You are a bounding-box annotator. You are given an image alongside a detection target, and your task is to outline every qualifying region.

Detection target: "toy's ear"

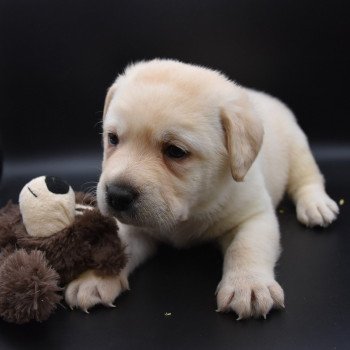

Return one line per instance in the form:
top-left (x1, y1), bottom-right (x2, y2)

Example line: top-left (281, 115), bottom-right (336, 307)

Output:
top-left (220, 98), bottom-right (264, 182)
top-left (102, 84), bottom-right (117, 119)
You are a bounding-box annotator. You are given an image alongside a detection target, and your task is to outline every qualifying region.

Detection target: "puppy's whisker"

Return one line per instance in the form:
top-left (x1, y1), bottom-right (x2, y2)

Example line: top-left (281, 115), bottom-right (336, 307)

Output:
top-left (94, 119), bottom-right (103, 127)
top-left (81, 181), bottom-right (98, 187)
top-left (81, 183), bottom-right (98, 205)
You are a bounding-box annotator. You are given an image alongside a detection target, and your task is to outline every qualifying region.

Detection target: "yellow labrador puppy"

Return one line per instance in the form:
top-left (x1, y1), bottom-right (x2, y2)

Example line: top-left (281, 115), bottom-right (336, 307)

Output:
top-left (66, 59), bottom-right (338, 319)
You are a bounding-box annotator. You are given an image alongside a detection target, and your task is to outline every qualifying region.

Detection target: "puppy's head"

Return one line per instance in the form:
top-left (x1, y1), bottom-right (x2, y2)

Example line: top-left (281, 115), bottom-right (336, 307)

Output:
top-left (97, 60), bottom-right (263, 230)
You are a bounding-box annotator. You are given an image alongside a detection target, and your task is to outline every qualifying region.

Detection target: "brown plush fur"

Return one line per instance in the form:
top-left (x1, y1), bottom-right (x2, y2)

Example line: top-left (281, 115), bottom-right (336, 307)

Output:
top-left (0, 192), bottom-right (126, 323)
top-left (0, 201), bottom-right (22, 250)
top-left (0, 249), bottom-right (61, 324)
top-left (18, 208), bottom-right (127, 284)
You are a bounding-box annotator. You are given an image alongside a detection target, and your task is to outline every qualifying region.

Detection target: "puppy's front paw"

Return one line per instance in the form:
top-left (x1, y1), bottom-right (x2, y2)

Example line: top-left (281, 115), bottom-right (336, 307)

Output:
top-left (216, 272), bottom-right (284, 319)
top-left (65, 270), bottom-right (129, 312)
top-left (296, 190), bottom-right (339, 227)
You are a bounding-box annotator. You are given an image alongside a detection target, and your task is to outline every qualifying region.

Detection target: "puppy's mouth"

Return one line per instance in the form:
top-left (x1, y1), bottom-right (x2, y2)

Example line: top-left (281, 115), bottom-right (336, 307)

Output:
top-left (107, 205), bottom-right (157, 229)
top-left (97, 180), bottom-right (180, 230)
top-left (108, 207), bottom-right (139, 226)
top-left (105, 198), bottom-right (176, 230)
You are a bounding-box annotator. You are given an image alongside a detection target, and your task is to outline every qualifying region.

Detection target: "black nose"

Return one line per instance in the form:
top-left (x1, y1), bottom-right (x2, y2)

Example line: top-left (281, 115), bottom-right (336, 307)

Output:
top-left (106, 184), bottom-right (139, 212)
top-left (45, 176), bottom-right (70, 194)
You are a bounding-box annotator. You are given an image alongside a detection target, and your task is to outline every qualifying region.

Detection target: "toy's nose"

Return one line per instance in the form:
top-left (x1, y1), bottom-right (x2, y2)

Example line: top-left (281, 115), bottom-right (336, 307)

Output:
top-left (106, 184), bottom-right (139, 212)
top-left (45, 176), bottom-right (70, 194)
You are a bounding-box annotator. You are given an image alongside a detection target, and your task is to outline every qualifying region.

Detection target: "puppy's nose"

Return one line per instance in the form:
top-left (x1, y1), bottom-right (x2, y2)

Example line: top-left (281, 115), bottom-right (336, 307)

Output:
top-left (106, 184), bottom-right (139, 211)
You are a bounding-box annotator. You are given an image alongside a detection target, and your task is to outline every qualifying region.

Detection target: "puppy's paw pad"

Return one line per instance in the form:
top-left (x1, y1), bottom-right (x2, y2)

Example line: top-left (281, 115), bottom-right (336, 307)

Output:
top-left (216, 274), bottom-right (284, 319)
top-left (297, 191), bottom-right (339, 227)
top-left (65, 270), bottom-right (127, 311)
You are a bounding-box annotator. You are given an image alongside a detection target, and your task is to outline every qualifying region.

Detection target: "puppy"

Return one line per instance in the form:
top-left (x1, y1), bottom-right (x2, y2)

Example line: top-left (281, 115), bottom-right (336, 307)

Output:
top-left (65, 59), bottom-right (339, 318)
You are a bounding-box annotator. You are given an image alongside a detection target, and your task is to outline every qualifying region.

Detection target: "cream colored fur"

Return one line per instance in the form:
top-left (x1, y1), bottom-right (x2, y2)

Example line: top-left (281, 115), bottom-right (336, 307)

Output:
top-left (65, 59), bottom-right (339, 319)
top-left (19, 176), bottom-right (75, 237)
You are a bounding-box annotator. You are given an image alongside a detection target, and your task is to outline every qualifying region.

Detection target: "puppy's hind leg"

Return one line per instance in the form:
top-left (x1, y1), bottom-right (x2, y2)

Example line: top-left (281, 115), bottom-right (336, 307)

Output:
top-left (287, 128), bottom-right (339, 227)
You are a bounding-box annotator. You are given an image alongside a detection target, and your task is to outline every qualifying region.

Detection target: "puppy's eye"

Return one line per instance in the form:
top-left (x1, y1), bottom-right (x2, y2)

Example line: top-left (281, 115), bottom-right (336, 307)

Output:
top-left (108, 133), bottom-right (119, 146)
top-left (164, 145), bottom-right (188, 159)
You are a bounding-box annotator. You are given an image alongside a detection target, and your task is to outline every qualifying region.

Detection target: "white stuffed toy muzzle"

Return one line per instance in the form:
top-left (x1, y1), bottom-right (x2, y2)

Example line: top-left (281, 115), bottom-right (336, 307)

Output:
top-left (19, 176), bottom-right (76, 237)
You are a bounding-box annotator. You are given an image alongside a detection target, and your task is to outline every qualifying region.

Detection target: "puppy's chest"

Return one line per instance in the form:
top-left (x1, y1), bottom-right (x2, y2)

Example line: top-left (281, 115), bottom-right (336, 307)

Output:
top-left (152, 219), bottom-right (223, 248)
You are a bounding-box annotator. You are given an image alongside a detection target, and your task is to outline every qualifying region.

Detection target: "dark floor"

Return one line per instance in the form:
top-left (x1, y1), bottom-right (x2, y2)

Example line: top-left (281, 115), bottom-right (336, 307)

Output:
top-left (0, 148), bottom-right (349, 350)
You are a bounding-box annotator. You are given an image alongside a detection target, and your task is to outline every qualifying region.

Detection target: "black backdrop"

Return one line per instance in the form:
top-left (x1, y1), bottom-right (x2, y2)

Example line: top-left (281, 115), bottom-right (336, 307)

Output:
top-left (0, 0), bottom-right (349, 160)
top-left (0, 2), bottom-right (350, 349)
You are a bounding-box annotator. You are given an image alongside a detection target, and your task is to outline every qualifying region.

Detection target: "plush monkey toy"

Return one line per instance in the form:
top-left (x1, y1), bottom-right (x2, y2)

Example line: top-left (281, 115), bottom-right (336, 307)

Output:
top-left (0, 176), bottom-right (126, 324)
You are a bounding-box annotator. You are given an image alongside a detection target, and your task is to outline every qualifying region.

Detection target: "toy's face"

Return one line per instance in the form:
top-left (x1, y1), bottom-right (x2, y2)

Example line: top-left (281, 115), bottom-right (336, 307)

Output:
top-left (19, 176), bottom-right (76, 237)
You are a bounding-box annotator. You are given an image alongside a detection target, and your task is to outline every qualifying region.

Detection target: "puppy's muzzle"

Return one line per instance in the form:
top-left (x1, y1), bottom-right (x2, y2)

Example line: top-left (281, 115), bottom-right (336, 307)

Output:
top-left (106, 183), bottom-right (139, 212)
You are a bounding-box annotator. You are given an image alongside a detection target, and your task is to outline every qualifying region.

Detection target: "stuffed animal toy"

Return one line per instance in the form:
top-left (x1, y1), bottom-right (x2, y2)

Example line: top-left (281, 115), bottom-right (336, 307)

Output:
top-left (0, 176), bottom-right (126, 324)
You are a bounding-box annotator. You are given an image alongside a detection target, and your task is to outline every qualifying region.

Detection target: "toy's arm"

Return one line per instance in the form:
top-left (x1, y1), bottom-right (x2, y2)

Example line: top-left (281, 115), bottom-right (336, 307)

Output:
top-left (17, 209), bottom-right (127, 285)
top-left (65, 222), bottom-right (157, 312)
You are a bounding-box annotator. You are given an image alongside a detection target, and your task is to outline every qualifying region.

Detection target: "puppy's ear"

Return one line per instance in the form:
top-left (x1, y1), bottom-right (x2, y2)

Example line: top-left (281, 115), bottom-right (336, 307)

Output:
top-left (102, 84), bottom-right (117, 119)
top-left (221, 98), bottom-right (264, 182)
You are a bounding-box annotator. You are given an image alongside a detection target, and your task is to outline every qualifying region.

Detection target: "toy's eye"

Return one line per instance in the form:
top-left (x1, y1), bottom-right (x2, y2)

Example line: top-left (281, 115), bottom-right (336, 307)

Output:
top-left (108, 133), bottom-right (119, 146)
top-left (164, 145), bottom-right (188, 159)
top-left (27, 187), bottom-right (38, 198)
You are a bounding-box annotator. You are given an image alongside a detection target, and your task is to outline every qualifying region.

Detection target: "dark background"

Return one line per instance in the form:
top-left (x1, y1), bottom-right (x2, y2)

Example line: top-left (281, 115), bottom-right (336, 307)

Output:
top-left (0, 1), bottom-right (349, 350)
top-left (0, 0), bottom-right (349, 160)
